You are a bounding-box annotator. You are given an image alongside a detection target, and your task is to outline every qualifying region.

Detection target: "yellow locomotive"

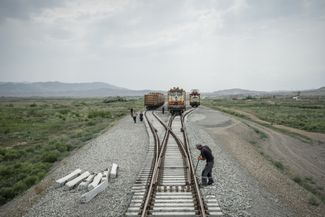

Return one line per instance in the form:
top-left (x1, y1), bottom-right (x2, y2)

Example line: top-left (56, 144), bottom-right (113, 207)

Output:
top-left (167, 87), bottom-right (186, 114)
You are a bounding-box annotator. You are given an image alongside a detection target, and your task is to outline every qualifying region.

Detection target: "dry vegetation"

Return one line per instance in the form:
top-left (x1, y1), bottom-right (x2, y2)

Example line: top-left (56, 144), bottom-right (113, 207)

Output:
top-left (0, 97), bottom-right (143, 205)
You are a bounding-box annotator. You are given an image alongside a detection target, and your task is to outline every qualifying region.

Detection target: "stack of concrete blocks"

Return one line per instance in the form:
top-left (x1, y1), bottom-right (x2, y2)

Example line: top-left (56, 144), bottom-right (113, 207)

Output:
top-left (55, 164), bottom-right (119, 204)
top-left (81, 168), bottom-right (110, 203)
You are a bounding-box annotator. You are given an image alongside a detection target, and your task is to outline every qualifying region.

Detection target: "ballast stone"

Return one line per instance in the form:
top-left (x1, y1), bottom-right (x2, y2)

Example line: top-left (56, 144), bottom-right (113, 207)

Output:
top-left (65, 171), bottom-right (90, 190)
top-left (80, 178), bottom-right (108, 203)
top-left (55, 169), bottom-right (82, 187)
top-left (110, 163), bottom-right (118, 178)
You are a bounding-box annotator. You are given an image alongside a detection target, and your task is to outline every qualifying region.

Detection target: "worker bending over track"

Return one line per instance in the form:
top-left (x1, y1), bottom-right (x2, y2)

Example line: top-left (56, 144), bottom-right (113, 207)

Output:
top-left (196, 144), bottom-right (214, 186)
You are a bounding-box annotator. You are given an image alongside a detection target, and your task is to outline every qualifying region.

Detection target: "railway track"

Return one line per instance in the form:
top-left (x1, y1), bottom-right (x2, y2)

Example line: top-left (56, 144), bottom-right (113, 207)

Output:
top-left (126, 110), bottom-right (223, 216)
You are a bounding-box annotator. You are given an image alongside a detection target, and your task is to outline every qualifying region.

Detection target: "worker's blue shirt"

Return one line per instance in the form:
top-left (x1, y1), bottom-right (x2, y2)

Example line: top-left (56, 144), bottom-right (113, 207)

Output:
top-left (201, 146), bottom-right (214, 162)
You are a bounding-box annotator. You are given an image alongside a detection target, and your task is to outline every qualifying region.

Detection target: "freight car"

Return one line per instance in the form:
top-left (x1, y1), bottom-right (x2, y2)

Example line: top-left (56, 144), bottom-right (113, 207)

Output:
top-left (144, 92), bottom-right (165, 110)
top-left (167, 87), bottom-right (186, 114)
top-left (189, 89), bottom-right (200, 107)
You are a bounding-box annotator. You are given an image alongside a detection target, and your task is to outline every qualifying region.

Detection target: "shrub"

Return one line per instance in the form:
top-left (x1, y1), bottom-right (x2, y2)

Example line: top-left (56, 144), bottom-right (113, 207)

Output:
top-left (86, 120), bottom-right (96, 126)
top-left (0, 187), bottom-right (14, 200)
top-left (3, 149), bottom-right (21, 161)
top-left (0, 195), bottom-right (6, 205)
top-left (88, 110), bottom-right (111, 119)
top-left (0, 165), bottom-right (11, 176)
top-left (309, 196), bottom-right (320, 206)
top-left (55, 143), bottom-right (68, 152)
top-left (23, 175), bottom-right (38, 187)
top-left (13, 181), bottom-right (27, 194)
top-left (293, 176), bottom-right (302, 184)
top-left (273, 161), bottom-right (284, 171)
top-left (41, 150), bottom-right (60, 163)
top-left (103, 96), bottom-right (126, 103)
top-left (58, 109), bottom-right (70, 115)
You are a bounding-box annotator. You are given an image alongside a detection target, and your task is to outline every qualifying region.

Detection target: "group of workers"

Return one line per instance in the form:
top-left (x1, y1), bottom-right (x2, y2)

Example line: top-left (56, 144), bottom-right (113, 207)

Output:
top-left (130, 107), bottom-right (215, 187)
top-left (130, 108), bottom-right (143, 123)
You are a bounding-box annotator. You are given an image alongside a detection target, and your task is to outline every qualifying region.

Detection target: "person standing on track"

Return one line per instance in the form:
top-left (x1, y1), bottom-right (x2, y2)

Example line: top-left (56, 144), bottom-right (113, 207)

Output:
top-left (196, 144), bottom-right (214, 186)
top-left (139, 111), bottom-right (143, 122)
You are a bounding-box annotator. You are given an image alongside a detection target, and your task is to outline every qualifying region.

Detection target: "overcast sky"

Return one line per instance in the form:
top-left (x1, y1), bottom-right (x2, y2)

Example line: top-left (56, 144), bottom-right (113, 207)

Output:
top-left (0, 0), bottom-right (324, 92)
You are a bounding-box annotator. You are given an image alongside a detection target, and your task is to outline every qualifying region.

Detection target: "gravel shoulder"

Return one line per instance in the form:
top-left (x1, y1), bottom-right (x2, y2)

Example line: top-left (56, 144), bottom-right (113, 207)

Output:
top-left (186, 106), bottom-right (325, 217)
top-left (0, 115), bottom-right (148, 217)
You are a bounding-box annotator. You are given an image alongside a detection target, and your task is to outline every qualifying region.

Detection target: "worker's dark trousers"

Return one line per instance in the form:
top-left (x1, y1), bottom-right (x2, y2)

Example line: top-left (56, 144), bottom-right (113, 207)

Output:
top-left (202, 161), bottom-right (214, 185)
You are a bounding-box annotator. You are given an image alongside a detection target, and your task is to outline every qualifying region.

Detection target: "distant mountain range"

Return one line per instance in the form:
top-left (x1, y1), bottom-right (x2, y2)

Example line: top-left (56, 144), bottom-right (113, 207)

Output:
top-left (0, 82), bottom-right (324, 97)
top-left (0, 82), bottom-right (153, 97)
top-left (207, 87), bottom-right (325, 97)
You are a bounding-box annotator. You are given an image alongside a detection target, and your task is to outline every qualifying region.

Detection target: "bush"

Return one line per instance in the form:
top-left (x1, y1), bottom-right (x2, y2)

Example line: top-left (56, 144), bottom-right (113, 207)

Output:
top-left (13, 181), bottom-right (27, 193)
top-left (0, 165), bottom-right (12, 176)
top-left (103, 96), bottom-right (126, 103)
top-left (55, 143), bottom-right (68, 152)
top-left (273, 161), bottom-right (284, 171)
top-left (88, 110), bottom-right (111, 119)
top-left (23, 175), bottom-right (38, 187)
top-left (41, 150), bottom-right (60, 163)
top-left (0, 187), bottom-right (14, 201)
top-left (58, 109), bottom-right (70, 115)
top-left (309, 196), bottom-right (320, 206)
top-left (86, 120), bottom-right (96, 126)
top-left (0, 195), bottom-right (6, 205)
top-left (3, 149), bottom-right (21, 161)
top-left (293, 176), bottom-right (302, 184)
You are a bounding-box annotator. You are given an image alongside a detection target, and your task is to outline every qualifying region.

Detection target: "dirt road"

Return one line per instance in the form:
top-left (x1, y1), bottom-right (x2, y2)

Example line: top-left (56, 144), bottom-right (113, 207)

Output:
top-left (187, 106), bottom-right (325, 217)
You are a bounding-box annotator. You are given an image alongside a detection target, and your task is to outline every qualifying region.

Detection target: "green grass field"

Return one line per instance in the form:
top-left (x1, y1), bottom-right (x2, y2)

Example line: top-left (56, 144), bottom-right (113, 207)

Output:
top-left (202, 97), bottom-right (325, 133)
top-left (0, 97), bottom-right (143, 205)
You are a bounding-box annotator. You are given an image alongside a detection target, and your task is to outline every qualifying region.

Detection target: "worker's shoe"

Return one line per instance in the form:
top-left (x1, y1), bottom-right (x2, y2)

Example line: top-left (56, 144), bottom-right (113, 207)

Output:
top-left (208, 180), bottom-right (214, 185)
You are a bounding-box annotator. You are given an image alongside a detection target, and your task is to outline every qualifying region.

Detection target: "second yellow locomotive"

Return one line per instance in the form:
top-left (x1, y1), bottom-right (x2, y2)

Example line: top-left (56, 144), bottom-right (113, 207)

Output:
top-left (189, 89), bottom-right (200, 107)
top-left (167, 87), bottom-right (186, 114)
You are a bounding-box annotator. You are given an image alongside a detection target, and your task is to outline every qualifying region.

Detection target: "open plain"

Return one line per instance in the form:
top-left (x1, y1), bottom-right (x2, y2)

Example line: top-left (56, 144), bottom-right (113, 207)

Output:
top-left (1, 104), bottom-right (324, 216)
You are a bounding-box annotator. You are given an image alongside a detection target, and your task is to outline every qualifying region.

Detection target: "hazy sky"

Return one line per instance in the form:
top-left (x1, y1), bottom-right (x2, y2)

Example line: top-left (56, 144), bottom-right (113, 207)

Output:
top-left (0, 0), bottom-right (325, 92)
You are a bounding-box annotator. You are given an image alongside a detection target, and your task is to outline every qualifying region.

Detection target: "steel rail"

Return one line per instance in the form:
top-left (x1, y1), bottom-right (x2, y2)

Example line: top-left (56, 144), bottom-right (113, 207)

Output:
top-left (139, 112), bottom-right (162, 216)
top-left (154, 110), bottom-right (207, 216)
top-left (140, 115), bottom-right (173, 217)
top-left (140, 110), bottom-right (207, 217)
top-left (181, 108), bottom-right (207, 217)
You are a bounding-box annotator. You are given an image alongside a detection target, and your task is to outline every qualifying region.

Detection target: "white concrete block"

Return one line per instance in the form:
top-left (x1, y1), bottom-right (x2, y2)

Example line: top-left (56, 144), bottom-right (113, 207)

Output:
top-left (110, 163), bottom-right (118, 178)
top-left (88, 172), bottom-right (102, 191)
top-left (80, 178), bottom-right (108, 203)
top-left (56, 169), bottom-right (82, 187)
top-left (65, 171), bottom-right (90, 190)
top-left (102, 169), bottom-right (110, 180)
top-left (78, 174), bottom-right (95, 191)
